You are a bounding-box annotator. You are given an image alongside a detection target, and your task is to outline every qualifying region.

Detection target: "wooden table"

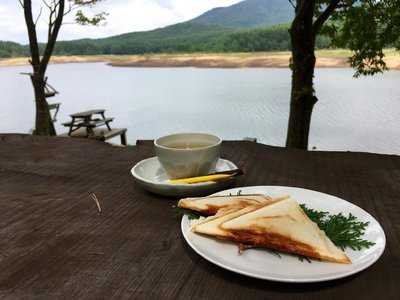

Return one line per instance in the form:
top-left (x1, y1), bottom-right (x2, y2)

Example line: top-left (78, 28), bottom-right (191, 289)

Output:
top-left (63, 109), bottom-right (113, 136)
top-left (0, 134), bottom-right (399, 299)
top-left (61, 110), bottom-right (127, 145)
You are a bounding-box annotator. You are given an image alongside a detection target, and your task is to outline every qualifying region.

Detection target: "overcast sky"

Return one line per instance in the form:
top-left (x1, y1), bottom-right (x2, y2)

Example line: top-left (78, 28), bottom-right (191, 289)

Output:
top-left (0, 0), bottom-right (241, 44)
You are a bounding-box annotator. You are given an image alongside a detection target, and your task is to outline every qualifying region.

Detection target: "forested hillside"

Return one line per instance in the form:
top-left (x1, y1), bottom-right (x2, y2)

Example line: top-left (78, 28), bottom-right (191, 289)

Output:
top-left (0, 23), bottom-right (331, 58)
top-left (0, 41), bottom-right (29, 58)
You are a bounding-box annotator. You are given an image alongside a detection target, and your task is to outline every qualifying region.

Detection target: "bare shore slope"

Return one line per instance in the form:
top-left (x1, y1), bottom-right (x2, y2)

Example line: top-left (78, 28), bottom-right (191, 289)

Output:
top-left (1, 49), bottom-right (399, 69)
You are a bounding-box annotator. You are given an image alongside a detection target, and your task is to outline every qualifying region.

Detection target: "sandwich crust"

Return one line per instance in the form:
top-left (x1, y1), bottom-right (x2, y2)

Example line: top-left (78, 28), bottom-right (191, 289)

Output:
top-left (178, 194), bottom-right (272, 215)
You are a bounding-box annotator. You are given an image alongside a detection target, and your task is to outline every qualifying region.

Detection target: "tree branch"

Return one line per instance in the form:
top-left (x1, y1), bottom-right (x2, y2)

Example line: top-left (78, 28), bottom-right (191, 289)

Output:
top-left (41, 0), bottom-right (51, 10)
top-left (40, 0), bottom-right (65, 75)
top-left (34, 7), bottom-right (43, 26)
top-left (313, 0), bottom-right (341, 34)
top-left (22, 0), bottom-right (40, 72)
top-left (63, 3), bottom-right (78, 16)
top-left (47, 5), bottom-right (55, 42)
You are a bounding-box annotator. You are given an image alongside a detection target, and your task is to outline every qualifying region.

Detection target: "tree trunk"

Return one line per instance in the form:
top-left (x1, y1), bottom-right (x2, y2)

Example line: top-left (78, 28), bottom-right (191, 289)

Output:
top-left (22, 0), bottom-right (65, 136)
top-left (30, 73), bottom-right (56, 136)
top-left (286, 1), bottom-right (317, 149)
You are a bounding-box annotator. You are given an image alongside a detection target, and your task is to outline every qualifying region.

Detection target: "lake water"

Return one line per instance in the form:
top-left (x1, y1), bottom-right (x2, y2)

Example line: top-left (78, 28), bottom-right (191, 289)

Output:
top-left (1, 63), bottom-right (399, 154)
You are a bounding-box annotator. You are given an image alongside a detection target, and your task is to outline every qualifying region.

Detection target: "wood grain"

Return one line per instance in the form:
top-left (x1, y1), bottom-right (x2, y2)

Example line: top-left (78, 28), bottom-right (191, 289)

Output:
top-left (0, 134), bottom-right (399, 299)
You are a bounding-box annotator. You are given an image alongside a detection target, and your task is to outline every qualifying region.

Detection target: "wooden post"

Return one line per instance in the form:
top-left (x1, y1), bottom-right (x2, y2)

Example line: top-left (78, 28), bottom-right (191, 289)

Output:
top-left (121, 132), bottom-right (127, 146)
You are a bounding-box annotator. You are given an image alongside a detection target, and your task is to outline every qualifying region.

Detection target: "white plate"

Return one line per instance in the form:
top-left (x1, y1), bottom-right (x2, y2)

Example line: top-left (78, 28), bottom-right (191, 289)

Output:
top-left (131, 157), bottom-right (238, 197)
top-left (181, 186), bottom-right (386, 282)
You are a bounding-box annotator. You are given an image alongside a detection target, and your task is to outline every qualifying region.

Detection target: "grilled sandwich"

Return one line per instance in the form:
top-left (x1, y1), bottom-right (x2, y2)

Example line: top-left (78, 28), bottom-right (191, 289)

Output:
top-left (221, 197), bottom-right (350, 263)
top-left (192, 197), bottom-right (351, 264)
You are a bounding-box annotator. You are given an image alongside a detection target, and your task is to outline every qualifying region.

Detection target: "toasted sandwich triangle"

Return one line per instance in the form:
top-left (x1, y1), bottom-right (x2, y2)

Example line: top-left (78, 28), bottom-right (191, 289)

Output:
top-left (219, 198), bottom-right (351, 264)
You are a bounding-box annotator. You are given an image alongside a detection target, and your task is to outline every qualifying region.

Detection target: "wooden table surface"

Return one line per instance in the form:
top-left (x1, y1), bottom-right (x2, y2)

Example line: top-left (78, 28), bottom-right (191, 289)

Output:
top-left (0, 134), bottom-right (399, 299)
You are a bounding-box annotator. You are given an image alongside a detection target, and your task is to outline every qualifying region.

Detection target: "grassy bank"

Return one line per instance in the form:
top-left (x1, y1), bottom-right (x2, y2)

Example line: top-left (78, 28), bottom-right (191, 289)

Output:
top-left (1, 49), bottom-right (399, 69)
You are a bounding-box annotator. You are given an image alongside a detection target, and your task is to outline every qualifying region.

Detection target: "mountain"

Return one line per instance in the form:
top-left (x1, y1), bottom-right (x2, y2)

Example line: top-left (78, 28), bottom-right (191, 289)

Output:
top-left (0, 0), bottom-right (309, 57)
top-left (66, 0), bottom-right (295, 54)
top-left (45, 0), bottom-right (297, 56)
top-left (190, 0), bottom-right (293, 28)
top-left (95, 23), bottom-right (235, 50)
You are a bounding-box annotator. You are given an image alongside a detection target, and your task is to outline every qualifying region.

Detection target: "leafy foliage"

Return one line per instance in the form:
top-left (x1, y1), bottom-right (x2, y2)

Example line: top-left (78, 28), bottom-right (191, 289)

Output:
top-left (300, 204), bottom-right (375, 251)
top-left (71, 0), bottom-right (107, 25)
top-left (75, 9), bottom-right (107, 26)
top-left (317, 0), bottom-right (400, 76)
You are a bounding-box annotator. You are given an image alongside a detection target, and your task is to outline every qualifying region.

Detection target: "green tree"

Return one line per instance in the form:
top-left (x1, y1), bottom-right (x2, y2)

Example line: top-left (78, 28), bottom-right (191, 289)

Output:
top-left (286, 0), bottom-right (399, 149)
top-left (20, 0), bottom-right (106, 136)
top-left (333, 0), bottom-right (400, 76)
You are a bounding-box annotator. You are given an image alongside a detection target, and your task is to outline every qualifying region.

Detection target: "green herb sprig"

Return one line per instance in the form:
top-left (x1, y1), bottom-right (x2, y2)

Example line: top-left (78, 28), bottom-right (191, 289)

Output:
top-left (174, 207), bottom-right (202, 220)
top-left (300, 204), bottom-right (375, 251)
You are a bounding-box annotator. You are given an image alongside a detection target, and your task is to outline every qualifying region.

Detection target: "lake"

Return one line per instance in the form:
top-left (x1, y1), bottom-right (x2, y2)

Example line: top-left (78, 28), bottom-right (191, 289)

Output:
top-left (1, 63), bottom-right (399, 154)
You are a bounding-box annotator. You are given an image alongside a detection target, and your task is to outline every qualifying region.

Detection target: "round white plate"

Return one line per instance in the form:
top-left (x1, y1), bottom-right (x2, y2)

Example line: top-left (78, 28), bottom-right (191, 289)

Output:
top-left (181, 186), bottom-right (386, 282)
top-left (131, 157), bottom-right (238, 197)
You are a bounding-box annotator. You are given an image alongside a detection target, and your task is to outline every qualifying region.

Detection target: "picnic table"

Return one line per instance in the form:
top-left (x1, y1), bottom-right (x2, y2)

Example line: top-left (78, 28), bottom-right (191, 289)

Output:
top-left (61, 109), bottom-right (127, 145)
top-left (0, 134), bottom-right (399, 299)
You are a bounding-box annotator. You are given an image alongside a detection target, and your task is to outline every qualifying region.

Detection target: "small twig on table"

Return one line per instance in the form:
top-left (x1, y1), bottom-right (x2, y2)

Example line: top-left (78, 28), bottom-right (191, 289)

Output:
top-left (90, 193), bottom-right (102, 214)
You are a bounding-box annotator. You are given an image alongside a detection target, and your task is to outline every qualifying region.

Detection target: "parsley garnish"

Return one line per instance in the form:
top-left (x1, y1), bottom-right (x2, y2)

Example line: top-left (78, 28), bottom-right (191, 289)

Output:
top-left (300, 204), bottom-right (375, 251)
top-left (174, 207), bottom-right (202, 220)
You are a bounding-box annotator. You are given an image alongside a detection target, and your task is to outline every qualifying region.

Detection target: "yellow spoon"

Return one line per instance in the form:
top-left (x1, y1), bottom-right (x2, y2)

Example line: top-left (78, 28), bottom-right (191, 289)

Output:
top-left (169, 169), bottom-right (243, 184)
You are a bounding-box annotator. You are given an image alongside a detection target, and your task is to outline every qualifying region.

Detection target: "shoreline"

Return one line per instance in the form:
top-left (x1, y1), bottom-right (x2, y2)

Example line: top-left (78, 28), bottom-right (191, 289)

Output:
top-left (1, 50), bottom-right (399, 69)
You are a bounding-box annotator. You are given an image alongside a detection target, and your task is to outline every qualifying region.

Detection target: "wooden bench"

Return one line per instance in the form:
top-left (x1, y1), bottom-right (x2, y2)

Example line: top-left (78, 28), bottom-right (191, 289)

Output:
top-left (60, 128), bottom-right (127, 145)
top-left (85, 118), bottom-right (114, 128)
top-left (48, 102), bottom-right (61, 122)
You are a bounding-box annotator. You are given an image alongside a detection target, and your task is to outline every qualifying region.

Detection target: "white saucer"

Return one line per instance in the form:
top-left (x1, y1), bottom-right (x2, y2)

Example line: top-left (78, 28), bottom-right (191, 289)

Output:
top-left (131, 157), bottom-right (238, 197)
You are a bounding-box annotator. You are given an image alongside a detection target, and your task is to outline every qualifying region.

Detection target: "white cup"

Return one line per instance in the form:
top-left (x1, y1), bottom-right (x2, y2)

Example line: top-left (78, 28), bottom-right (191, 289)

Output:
top-left (154, 133), bottom-right (221, 179)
